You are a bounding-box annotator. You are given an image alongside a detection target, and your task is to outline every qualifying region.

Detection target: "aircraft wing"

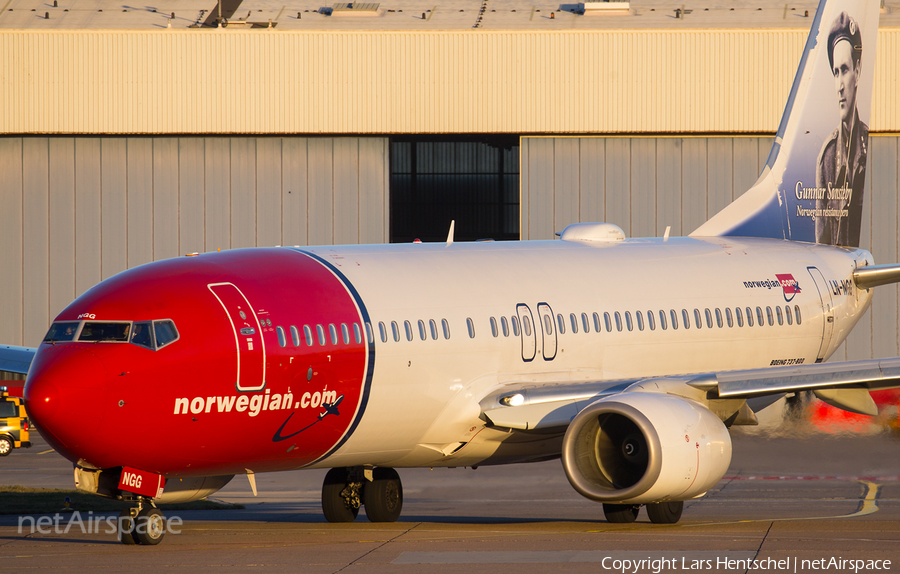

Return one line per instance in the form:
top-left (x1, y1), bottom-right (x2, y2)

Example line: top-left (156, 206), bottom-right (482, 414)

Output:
top-left (0, 345), bottom-right (36, 376)
top-left (480, 357), bottom-right (900, 431)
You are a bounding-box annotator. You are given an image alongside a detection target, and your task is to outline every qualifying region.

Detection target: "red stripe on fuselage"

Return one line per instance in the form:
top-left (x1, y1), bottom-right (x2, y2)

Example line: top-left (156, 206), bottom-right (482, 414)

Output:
top-left (25, 248), bottom-right (370, 476)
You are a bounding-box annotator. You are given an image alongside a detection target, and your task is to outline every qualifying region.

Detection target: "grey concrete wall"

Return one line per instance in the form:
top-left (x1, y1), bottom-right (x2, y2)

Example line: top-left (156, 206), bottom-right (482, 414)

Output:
top-left (0, 136), bottom-right (390, 347)
top-left (521, 135), bottom-right (900, 362)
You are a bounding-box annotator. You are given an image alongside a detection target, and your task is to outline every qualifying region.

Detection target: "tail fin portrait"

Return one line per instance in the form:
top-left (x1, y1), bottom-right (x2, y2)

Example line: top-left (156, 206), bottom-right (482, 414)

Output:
top-left (692, 0), bottom-right (880, 248)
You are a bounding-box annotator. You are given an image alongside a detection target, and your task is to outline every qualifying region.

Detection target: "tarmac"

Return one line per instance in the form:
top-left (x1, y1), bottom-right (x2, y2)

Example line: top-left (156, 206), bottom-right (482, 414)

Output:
top-left (1, 414), bottom-right (900, 573)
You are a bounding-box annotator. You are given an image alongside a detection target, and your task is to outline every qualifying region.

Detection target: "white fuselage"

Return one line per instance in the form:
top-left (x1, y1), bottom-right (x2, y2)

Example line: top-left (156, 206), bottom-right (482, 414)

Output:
top-left (303, 235), bottom-right (873, 469)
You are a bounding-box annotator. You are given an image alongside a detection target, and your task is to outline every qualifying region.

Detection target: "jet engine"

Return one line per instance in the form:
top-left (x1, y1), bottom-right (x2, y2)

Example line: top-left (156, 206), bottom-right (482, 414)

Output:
top-left (561, 392), bottom-right (731, 504)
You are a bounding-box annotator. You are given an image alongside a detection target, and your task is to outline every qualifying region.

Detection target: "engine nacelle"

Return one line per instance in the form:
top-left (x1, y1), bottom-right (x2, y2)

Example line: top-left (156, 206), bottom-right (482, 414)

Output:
top-left (561, 392), bottom-right (731, 504)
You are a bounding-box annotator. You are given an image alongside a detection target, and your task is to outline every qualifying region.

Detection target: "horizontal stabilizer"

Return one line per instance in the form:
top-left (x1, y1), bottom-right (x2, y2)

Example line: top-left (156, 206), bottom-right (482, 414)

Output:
top-left (854, 263), bottom-right (900, 290)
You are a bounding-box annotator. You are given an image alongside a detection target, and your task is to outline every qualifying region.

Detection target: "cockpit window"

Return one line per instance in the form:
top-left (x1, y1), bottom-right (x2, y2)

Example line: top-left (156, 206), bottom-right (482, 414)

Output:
top-left (130, 320), bottom-right (179, 350)
top-left (154, 320), bottom-right (179, 348)
top-left (79, 322), bottom-right (131, 342)
top-left (131, 321), bottom-right (154, 349)
top-left (43, 322), bottom-right (80, 342)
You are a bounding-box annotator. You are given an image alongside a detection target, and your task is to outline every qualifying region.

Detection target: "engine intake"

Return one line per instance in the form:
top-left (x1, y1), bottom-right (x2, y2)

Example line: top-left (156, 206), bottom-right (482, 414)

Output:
top-left (561, 392), bottom-right (731, 504)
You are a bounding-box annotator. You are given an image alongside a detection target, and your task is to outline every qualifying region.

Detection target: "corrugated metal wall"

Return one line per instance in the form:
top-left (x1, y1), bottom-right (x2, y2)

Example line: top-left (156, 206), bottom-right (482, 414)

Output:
top-left (520, 135), bottom-right (900, 362)
top-left (0, 136), bottom-right (389, 346)
top-left (1, 29), bottom-right (899, 135)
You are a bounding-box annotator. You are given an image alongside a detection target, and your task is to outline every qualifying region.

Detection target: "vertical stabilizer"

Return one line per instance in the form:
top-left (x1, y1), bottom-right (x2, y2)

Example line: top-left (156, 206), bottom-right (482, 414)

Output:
top-left (691, 0), bottom-right (879, 248)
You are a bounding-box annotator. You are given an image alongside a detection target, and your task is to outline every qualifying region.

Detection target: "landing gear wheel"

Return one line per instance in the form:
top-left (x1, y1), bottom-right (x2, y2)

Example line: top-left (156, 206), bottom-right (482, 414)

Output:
top-left (118, 509), bottom-right (138, 545)
top-left (646, 501), bottom-right (683, 524)
top-left (0, 437), bottom-right (11, 456)
top-left (322, 467), bottom-right (360, 523)
top-left (364, 467), bottom-right (403, 523)
top-left (135, 508), bottom-right (166, 545)
top-left (603, 503), bottom-right (639, 523)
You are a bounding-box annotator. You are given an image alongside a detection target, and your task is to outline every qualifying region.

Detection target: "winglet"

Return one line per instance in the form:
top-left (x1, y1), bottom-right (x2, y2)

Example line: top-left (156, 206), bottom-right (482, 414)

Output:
top-left (446, 220), bottom-right (455, 246)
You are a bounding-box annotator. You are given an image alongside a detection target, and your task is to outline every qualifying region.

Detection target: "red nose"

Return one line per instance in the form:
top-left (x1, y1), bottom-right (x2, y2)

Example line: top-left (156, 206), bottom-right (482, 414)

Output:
top-left (25, 345), bottom-right (108, 462)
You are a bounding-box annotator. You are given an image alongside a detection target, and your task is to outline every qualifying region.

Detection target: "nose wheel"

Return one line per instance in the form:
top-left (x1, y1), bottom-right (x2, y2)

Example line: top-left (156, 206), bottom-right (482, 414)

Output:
top-left (119, 501), bottom-right (167, 545)
top-left (321, 466), bottom-right (403, 523)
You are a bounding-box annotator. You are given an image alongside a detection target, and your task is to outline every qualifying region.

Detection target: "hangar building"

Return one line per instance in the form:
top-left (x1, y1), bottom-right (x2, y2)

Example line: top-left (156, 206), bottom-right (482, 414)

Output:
top-left (1, 0), bottom-right (899, 367)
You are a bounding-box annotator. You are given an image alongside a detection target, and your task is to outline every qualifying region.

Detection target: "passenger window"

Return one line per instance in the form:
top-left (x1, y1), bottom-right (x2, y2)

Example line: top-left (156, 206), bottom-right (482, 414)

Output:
top-left (682, 309), bottom-right (690, 330)
top-left (467, 317), bottom-right (477, 338)
top-left (130, 321), bottom-right (153, 349)
top-left (290, 325), bottom-right (301, 347)
top-left (582, 313), bottom-right (590, 333)
top-left (766, 306), bottom-right (774, 326)
top-left (624, 311), bottom-right (632, 331)
top-left (511, 316), bottom-right (519, 336)
top-left (557, 314), bottom-right (566, 335)
top-left (404, 320), bottom-right (413, 342)
top-left (715, 308), bottom-right (723, 328)
top-left (490, 317), bottom-right (499, 338)
top-left (659, 310), bottom-right (667, 330)
top-left (615, 312), bottom-right (623, 332)
top-left (776, 306), bottom-right (784, 325)
top-left (341, 323), bottom-right (350, 344)
top-left (317, 324), bottom-right (326, 346)
top-left (604, 312), bottom-right (612, 332)
top-left (725, 308), bottom-right (733, 328)
top-left (353, 323), bottom-right (362, 344)
top-left (735, 307), bottom-right (744, 327)
top-left (522, 315), bottom-right (532, 337)
top-left (501, 316), bottom-right (509, 337)
top-left (785, 306), bottom-right (793, 325)
top-left (391, 321), bottom-right (401, 342)
top-left (636, 311), bottom-right (644, 331)
top-left (379, 322), bottom-right (388, 343)
top-left (670, 309), bottom-right (678, 330)
top-left (746, 307), bottom-right (754, 327)
top-left (329, 324), bottom-right (338, 345)
top-left (647, 310), bottom-right (655, 331)
top-left (276, 326), bottom-right (287, 347)
top-left (694, 309), bottom-right (702, 329)
top-left (570, 313), bottom-right (579, 334)
top-left (705, 309), bottom-right (713, 329)
top-left (430, 319), bottom-right (439, 340)
top-left (418, 319), bottom-right (427, 341)
top-left (304, 325), bottom-right (314, 346)
top-left (795, 305), bottom-right (802, 324)
top-left (442, 318), bottom-right (451, 339)
top-left (756, 307), bottom-right (765, 326)
top-left (543, 314), bottom-right (553, 335)
top-left (593, 312), bottom-right (601, 333)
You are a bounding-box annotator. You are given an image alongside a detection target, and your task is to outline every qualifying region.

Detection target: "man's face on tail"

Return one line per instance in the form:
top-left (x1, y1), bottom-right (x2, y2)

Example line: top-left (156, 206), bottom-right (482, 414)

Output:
top-left (831, 39), bottom-right (859, 126)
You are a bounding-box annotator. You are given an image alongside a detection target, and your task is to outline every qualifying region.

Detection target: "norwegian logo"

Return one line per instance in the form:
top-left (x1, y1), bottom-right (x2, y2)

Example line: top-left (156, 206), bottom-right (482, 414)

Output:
top-left (775, 273), bottom-right (801, 302)
top-left (742, 273), bottom-right (802, 302)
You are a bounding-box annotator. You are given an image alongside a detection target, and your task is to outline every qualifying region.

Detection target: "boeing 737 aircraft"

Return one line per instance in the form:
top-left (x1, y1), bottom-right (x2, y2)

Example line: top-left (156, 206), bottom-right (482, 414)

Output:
top-left (3, 0), bottom-right (900, 546)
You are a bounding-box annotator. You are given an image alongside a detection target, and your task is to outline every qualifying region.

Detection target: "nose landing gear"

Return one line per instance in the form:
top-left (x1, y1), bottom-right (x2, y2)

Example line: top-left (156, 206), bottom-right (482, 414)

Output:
top-left (119, 500), bottom-right (167, 545)
top-left (321, 466), bottom-right (403, 523)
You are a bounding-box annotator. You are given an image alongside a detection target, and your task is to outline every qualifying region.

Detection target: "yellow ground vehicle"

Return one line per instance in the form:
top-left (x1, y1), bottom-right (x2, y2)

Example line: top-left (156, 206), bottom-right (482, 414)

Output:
top-left (0, 386), bottom-right (31, 456)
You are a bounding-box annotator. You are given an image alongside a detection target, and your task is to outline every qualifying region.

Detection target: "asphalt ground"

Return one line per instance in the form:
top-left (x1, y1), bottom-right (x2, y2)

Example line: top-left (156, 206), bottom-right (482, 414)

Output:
top-left (1, 421), bottom-right (900, 573)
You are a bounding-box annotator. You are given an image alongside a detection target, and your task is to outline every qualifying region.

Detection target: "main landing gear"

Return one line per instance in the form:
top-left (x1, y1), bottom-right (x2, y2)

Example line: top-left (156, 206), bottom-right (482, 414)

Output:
top-left (119, 500), bottom-right (167, 545)
top-left (602, 501), bottom-right (684, 524)
top-left (321, 466), bottom-right (403, 523)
